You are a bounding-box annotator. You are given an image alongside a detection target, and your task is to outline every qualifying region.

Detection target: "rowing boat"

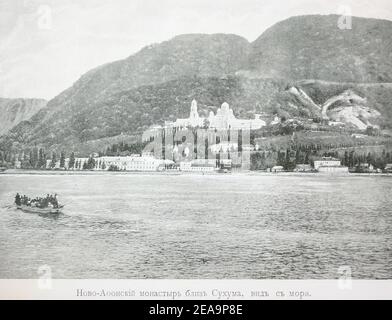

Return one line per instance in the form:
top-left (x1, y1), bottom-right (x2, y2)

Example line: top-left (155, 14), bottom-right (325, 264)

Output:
top-left (16, 204), bottom-right (64, 214)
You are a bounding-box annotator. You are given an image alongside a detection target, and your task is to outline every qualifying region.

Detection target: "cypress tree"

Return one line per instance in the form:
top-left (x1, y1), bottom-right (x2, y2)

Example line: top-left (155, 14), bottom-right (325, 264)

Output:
top-left (38, 148), bottom-right (46, 169)
top-left (29, 150), bottom-right (34, 167)
top-left (29, 148), bottom-right (39, 168)
top-left (343, 151), bottom-right (349, 166)
top-left (60, 151), bottom-right (66, 168)
top-left (50, 152), bottom-right (57, 168)
top-left (304, 152), bottom-right (310, 165)
top-left (69, 152), bottom-right (75, 169)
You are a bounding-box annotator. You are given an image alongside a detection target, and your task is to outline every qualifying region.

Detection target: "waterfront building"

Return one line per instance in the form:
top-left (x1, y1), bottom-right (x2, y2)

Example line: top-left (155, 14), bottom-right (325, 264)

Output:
top-left (44, 155), bottom-right (175, 172)
top-left (271, 166), bottom-right (284, 172)
top-left (180, 159), bottom-right (217, 172)
top-left (384, 164), bottom-right (392, 173)
top-left (318, 166), bottom-right (349, 173)
top-left (313, 157), bottom-right (341, 170)
top-left (179, 162), bottom-right (192, 171)
top-left (314, 157), bottom-right (349, 173)
top-left (294, 164), bottom-right (313, 172)
top-left (165, 100), bottom-right (266, 131)
top-left (98, 155), bottom-right (174, 171)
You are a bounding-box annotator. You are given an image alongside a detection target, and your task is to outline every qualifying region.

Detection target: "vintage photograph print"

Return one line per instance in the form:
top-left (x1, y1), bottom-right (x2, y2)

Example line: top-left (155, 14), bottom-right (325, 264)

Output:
top-left (0, 0), bottom-right (391, 301)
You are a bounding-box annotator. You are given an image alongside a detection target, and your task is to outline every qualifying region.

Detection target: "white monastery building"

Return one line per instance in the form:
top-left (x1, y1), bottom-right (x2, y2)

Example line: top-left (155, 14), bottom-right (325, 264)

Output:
top-left (314, 157), bottom-right (349, 173)
top-left (165, 100), bottom-right (266, 130)
top-left (50, 155), bottom-right (174, 172)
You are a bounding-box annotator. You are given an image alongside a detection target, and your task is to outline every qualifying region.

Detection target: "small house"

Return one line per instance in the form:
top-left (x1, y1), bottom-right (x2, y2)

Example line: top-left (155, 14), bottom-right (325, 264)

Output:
top-left (271, 166), bottom-right (284, 173)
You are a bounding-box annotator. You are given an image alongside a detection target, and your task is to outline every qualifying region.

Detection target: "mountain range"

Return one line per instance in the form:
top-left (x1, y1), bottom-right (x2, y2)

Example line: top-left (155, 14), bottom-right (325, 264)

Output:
top-left (0, 98), bottom-right (47, 136)
top-left (1, 14), bottom-right (392, 155)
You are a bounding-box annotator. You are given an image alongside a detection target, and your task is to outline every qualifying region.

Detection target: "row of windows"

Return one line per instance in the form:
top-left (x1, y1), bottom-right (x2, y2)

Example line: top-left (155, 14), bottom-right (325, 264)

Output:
top-left (182, 167), bottom-right (216, 172)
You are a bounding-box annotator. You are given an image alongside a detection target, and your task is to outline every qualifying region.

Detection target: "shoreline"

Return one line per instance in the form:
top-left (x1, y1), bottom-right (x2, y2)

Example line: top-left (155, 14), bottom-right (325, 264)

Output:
top-left (1, 169), bottom-right (391, 177)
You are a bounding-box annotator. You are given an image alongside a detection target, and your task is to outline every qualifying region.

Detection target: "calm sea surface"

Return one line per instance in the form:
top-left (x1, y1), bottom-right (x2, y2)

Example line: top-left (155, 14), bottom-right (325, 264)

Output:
top-left (0, 173), bottom-right (391, 279)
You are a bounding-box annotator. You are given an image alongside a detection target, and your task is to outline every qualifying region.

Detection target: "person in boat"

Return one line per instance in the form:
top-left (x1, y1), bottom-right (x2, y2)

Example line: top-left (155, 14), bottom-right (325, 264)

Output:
top-left (21, 195), bottom-right (28, 205)
top-left (52, 194), bottom-right (59, 208)
top-left (15, 193), bottom-right (21, 206)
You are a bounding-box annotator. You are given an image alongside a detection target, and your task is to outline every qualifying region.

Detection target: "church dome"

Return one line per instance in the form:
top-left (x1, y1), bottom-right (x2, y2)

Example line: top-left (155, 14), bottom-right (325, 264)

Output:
top-left (221, 102), bottom-right (230, 112)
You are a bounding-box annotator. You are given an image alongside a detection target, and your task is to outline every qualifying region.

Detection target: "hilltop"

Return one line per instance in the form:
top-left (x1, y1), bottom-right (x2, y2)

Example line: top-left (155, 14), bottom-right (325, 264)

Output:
top-left (247, 15), bottom-right (392, 82)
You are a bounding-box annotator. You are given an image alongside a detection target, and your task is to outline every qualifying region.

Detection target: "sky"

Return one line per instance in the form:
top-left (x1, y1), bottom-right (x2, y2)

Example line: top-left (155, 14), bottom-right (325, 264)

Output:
top-left (0, 0), bottom-right (391, 100)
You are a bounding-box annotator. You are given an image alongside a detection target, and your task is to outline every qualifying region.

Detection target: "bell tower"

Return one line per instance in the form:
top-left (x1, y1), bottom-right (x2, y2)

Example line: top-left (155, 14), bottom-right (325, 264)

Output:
top-left (190, 99), bottom-right (198, 118)
top-left (189, 99), bottom-right (200, 127)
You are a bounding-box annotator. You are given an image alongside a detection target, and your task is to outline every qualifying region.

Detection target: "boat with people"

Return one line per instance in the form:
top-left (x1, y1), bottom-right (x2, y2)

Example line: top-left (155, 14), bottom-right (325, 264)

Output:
top-left (16, 204), bottom-right (64, 214)
top-left (14, 193), bottom-right (64, 214)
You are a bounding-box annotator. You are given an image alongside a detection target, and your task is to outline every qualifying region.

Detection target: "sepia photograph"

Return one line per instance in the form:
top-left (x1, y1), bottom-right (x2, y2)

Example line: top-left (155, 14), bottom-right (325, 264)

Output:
top-left (0, 0), bottom-right (391, 302)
